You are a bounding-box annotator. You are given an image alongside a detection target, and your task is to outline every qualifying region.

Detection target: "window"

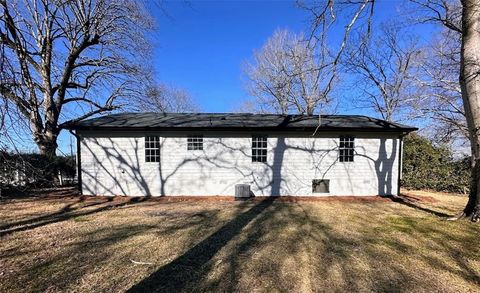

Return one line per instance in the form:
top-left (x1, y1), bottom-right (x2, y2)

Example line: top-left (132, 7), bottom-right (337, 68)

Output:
top-left (187, 135), bottom-right (203, 150)
top-left (145, 136), bottom-right (160, 162)
top-left (252, 135), bottom-right (267, 162)
top-left (339, 136), bottom-right (355, 162)
top-left (312, 179), bottom-right (330, 193)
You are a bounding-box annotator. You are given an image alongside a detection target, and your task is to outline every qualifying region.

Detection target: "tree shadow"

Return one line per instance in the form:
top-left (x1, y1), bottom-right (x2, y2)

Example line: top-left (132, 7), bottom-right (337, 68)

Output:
top-left (81, 137), bottom-right (153, 196)
top-left (0, 187), bottom-right (79, 200)
top-left (0, 196), bottom-right (146, 237)
top-left (386, 194), bottom-right (452, 218)
top-left (12, 223), bottom-right (158, 292)
top-left (353, 137), bottom-right (399, 196)
top-left (125, 197), bottom-right (469, 292)
top-left (127, 197), bottom-right (277, 292)
top-left (376, 137), bottom-right (397, 196)
top-left (78, 129), bottom-right (402, 198)
top-left (3, 192), bottom-right (478, 291)
top-left (0, 196), bottom-right (88, 230)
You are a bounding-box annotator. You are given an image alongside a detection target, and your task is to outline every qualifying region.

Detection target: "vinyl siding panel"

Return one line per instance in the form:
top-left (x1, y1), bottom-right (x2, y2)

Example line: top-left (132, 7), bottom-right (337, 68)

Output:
top-left (79, 131), bottom-right (400, 196)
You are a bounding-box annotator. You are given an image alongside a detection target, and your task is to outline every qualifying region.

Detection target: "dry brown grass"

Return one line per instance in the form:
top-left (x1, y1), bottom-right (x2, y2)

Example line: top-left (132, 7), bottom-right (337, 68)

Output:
top-left (0, 188), bottom-right (479, 292)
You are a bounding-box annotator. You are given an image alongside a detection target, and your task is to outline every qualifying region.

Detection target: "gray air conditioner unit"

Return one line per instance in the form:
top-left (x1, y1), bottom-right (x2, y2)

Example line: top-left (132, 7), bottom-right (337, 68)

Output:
top-left (235, 184), bottom-right (251, 200)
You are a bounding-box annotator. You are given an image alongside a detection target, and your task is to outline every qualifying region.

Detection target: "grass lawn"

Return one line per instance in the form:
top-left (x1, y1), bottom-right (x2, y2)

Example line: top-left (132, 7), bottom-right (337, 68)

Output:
top-left (0, 189), bottom-right (479, 292)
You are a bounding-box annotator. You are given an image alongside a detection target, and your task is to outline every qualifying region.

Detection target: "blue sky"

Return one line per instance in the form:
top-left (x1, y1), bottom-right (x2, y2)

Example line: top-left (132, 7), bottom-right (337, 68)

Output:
top-left (55, 0), bottom-right (435, 154)
top-left (149, 0), bottom-right (416, 112)
top-left (151, 0), bottom-right (309, 112)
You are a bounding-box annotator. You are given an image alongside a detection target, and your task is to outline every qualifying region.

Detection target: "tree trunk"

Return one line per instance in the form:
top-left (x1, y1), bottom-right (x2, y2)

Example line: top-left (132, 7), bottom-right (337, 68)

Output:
top-left (460, 0), bottom-right (480, 222)
top-left (35, 132), bottom-right (59, 186)
top-left (463, 158), bottom-right (480, 221)
top-left (38, 140), bottom-right (58, 157)
top-left (35, 128), bottom-right (59, 158)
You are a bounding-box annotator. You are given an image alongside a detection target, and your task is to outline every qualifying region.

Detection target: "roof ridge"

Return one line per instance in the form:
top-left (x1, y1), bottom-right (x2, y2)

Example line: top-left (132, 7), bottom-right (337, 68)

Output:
top-left (119, 112), bottom-right (376, 117)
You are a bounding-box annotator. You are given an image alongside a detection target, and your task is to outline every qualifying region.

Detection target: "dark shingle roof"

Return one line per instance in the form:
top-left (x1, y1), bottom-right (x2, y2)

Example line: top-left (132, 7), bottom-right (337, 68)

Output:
top-left (63, 112), bottom-right (417, 133)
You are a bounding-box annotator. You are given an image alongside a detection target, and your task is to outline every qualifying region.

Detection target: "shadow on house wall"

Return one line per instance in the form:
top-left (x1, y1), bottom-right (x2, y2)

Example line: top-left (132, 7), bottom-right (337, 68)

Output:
top-left (80, 129), bottom-right (399, 197)
top-left (355, 138), bottom-right (398, 196)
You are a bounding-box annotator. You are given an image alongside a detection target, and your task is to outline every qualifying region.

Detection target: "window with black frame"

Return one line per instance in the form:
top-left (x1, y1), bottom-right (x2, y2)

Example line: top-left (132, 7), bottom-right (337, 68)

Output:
top-left (252, 135), bottom-right (267, 162)
top-left (145, 136), bottom-right (160, 162)
top-left (339, 136), bottom-right (355, 162)
top-left (187, 135), bottom-right (203, 150)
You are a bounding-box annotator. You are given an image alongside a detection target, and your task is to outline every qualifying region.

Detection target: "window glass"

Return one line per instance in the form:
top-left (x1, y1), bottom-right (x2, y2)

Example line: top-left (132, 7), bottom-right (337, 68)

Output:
top-left (187, 135), bottom-right (203, 150)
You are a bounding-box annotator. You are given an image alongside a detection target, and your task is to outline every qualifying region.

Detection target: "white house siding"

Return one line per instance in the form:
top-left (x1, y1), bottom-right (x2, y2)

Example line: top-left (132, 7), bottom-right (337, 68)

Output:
top-left (79, 130), bottom-right (401, 197)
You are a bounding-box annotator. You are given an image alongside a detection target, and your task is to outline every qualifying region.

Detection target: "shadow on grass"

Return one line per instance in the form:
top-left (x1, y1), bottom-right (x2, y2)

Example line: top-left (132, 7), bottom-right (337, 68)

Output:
top-left (0, 197), bottom-right (146, 237)
top-left (0, 187), bottom-right (79, 200)
top-left (2, 194), bottom-right (479, 292)
top-left (126, 197), bottom-right (434, 292)
top-left (127, 197), bottom-right (277, 292)
top-left (387, 195), bottom-right (452, 218)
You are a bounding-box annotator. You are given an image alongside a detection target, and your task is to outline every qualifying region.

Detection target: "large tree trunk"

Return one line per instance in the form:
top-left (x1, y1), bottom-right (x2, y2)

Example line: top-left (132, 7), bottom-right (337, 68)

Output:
top-left (32, 124), bottom-right (59, 157)
top-left (460, 0), bottom-right (480, 221)
top-left (37, 138), bottom-right (58, 157)
top-left (34, 129), bottom-right (59, 185)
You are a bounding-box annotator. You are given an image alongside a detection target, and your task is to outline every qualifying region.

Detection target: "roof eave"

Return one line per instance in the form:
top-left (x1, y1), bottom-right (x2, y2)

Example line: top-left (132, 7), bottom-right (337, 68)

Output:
top-left (64, 125), bottom-right (418, 133)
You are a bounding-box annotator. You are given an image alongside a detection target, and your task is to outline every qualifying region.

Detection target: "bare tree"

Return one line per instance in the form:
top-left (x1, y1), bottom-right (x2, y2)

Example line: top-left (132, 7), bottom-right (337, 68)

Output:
top-left (299, 0), bottom-right (376, 88)
top-left (344, 22), bottom-right (422, 122)
top-left (244, 29), bottom-right (335, 115)
top-left (303, 0), bottom-right (480, 221)
top-left (416, 27), bottom-right (468, 143)
top-left (0, 0), bottom-right (153, 157)
top-left (243, 1), bottom-right (375, 116)
top-left (133, 83), bottom-right (199, 113)
top-left (454, 0), bottom-right (480, 221)
top-left (409, 0), bottom-right (480, 221)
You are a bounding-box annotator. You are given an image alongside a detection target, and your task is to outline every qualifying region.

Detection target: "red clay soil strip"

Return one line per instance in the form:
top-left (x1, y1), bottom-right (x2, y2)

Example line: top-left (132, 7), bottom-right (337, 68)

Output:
top-left (71, 195), bottom-right (236, 203)
top-left (252, 196), bottom-right (391, 202)
top-left (94, 195), bottom-right (391, 203)
top-left (143, 196), bottom-right (236, 202)
top-left (113, 194), bottom-right (438, 203)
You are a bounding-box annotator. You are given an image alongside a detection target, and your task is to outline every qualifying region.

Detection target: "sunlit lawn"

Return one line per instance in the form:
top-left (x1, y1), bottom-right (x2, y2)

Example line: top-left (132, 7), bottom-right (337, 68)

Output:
top-left (0, 188), bottom-right (479, 292)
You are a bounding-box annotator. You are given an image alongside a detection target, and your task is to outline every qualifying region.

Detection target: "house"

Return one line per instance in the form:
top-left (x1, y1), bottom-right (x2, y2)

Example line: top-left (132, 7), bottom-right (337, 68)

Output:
top-left (64, 113), bottom-right (417, 197)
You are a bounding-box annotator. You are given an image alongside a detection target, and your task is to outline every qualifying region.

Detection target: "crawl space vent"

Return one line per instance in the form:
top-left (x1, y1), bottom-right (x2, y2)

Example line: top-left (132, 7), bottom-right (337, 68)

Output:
top-left (312, 179), bottom-right (329, 193)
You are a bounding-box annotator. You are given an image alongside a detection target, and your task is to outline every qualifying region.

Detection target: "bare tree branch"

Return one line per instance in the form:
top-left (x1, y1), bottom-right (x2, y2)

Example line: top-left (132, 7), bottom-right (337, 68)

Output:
top-left (0, 0), bottom-right (154, 156)
top-left (344, 21), bottom-right (423, 122)
top-left (131, 82), bottom-right (199, 114)
top-left (243, 29), bottom-right (334, 115)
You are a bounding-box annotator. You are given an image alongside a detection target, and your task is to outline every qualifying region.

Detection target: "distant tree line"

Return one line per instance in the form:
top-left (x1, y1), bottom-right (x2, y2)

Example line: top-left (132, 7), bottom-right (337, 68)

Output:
top-left (402, 133), bottom-right (470, 193)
